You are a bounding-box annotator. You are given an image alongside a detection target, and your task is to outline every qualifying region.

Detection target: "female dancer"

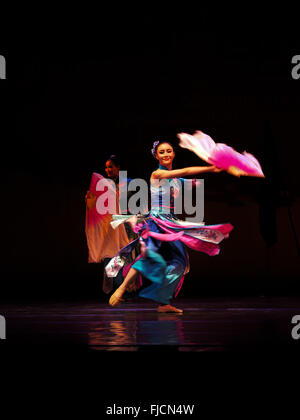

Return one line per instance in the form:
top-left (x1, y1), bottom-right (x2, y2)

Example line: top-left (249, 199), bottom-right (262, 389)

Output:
top-left (85, 155), bottom-right (138, 295)
top-left (108, 141), bottom-right (233, 313)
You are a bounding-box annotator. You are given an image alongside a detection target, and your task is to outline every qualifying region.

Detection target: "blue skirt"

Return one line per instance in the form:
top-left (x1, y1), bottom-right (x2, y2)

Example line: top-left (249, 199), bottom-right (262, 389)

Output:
top-left (132, 217), bottom-right (189, 305)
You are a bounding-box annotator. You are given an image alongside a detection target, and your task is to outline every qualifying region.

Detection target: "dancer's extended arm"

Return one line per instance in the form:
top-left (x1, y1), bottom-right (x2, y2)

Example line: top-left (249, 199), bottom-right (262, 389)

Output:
top-left (151, 166), bottom-right (222, 180)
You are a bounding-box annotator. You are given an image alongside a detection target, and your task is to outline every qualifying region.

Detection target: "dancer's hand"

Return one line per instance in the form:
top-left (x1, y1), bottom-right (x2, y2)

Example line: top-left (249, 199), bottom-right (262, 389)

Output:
top-left (210, 166), bottom-right (223, 173)
top-left (85, 190), bottom-right (96, 200)
top-left (85, 190), bottom-right (97, 209)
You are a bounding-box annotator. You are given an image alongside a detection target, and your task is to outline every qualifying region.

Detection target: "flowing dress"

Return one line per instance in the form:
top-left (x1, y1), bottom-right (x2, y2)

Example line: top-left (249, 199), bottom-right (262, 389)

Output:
top-left (106, 165), bottom-right (233, 304)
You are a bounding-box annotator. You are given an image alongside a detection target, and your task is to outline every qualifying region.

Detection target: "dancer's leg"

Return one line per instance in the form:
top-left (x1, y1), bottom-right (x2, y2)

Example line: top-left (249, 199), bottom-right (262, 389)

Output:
top-left (109, 268), bottom-right (139, 306)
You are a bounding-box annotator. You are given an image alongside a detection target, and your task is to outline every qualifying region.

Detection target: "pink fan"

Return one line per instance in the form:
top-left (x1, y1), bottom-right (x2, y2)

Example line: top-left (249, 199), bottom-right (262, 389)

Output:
top-left (85, 173), bottom-right (128, 264)
top-left (177, 131), bottom-right (265, 178)
top-left (85, 172), bottom-right (116, 228)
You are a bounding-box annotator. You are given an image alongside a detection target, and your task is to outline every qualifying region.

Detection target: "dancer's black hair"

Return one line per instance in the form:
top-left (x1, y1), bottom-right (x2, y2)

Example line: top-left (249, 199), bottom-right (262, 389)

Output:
top-left (151, 141), bottom-right (174, 158)
top-left (106, 154), bottom-right (121, 167)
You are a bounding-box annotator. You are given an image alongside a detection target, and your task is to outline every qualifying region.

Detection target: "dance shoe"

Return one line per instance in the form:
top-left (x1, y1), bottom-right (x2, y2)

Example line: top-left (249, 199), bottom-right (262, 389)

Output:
top-left (157, 304), bottom-right (183, 314)
top-left (109, 287), bottom-right (125, 306)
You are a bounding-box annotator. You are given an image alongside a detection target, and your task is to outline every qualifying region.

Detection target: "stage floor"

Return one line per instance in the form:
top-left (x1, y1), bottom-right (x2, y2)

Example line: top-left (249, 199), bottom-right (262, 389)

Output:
top-left (1, 297), bottom-right (300, 352)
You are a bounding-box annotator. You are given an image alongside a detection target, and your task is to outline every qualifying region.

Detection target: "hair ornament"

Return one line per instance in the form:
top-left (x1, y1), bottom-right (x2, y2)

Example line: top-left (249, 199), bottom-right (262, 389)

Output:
top-left (151, 140), bottom-right (160, 157)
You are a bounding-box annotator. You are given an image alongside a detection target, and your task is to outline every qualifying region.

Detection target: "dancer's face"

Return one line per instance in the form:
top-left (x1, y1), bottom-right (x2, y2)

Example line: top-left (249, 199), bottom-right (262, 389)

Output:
top-left (156, 143), bottom-right (175, 166)
top-left (105, 160), bottom-right (119, 179)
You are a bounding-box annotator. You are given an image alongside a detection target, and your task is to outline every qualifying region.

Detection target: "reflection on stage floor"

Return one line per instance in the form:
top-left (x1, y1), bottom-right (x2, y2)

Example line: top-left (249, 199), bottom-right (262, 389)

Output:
top-left (1, 297), bottom-right (300, 352)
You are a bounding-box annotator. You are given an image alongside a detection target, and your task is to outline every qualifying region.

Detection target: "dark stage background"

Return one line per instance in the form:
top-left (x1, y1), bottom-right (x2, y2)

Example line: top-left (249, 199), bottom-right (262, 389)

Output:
top-left (1, 16), bottom-right (300, 301)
